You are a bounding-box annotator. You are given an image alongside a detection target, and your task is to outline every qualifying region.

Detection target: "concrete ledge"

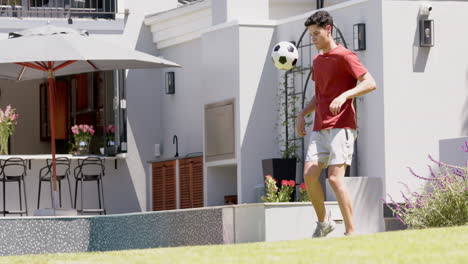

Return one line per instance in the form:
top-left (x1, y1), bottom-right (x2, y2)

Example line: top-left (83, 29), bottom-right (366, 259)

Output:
top-left (0, 208), bottom-right (225, 256)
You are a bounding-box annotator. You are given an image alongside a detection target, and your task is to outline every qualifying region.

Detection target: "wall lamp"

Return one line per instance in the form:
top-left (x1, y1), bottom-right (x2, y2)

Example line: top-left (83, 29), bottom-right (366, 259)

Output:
top-left (353, 23), bottom-right (366, 51)
top-left (165, 71), bottom-right (175, 94)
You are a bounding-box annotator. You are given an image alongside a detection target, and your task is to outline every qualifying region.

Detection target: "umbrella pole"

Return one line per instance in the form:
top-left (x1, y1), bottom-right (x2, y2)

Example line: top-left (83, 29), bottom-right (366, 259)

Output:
top-left (47, 70), bottom-right (59, 211)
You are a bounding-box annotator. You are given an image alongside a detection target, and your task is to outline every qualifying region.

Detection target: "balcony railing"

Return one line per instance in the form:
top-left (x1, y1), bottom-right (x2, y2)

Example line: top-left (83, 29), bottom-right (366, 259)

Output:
top-left (0, 0), bottom-right (117, 19)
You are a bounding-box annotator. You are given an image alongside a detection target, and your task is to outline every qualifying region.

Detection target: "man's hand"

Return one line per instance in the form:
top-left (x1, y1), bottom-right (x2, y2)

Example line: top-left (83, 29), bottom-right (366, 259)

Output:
top-left (296, 114), bottom-right (307, 137)
top-left (329, 95), bottom-right (347, 115)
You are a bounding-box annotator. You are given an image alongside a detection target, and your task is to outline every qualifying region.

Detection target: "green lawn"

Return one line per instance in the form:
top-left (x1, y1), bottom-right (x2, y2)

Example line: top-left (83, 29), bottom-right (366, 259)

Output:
top-left (1, 225), bottom-right (467, 264)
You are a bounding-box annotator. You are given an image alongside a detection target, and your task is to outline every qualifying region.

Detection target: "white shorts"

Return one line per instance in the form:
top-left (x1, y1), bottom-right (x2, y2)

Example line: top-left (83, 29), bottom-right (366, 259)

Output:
top-left (305, 128), bottom-right (357, 167)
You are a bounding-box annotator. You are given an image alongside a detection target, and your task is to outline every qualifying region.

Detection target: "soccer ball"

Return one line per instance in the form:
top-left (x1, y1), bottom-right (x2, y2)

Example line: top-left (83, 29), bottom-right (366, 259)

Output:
top-left (271, 41), bottom-right (299, 70)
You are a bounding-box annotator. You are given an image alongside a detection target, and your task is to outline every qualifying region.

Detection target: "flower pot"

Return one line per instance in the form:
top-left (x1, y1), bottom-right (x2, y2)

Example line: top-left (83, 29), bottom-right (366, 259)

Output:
top-left (105, 145), bottom-right (116, 156)
top-left (77, 141), bottom-right (90, 155)
top-left (0, 135), bottom-right (9, 155)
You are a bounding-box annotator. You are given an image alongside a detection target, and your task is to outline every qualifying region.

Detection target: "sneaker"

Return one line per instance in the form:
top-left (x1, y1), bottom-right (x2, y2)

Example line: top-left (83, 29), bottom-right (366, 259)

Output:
top-left (312, 212), bottom-right (336, 238)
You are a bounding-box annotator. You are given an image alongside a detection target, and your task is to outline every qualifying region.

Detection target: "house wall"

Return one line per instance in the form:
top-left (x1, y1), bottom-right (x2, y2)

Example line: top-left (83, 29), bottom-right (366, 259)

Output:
top-left (382, 0), bottom-right (468, 200)
top-left (2, 0), bottom-right (466, 213)
top-left (148, 0), bottom-right (388, 205)
top-left (238, 24), bottom-right (278, 204)
top-left (269, 0), bottom-right (346, 20)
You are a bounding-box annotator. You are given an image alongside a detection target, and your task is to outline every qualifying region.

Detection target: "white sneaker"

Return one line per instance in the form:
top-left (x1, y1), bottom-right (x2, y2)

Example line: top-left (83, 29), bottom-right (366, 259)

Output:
top-left (312, 212), bottom-right (336, 238)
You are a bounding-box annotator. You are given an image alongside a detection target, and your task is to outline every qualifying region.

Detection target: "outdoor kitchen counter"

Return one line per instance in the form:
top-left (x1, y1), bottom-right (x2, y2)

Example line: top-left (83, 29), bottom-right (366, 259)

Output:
top-left (146, 153), bottom-right (203, 163)
top-left (0, 153), bottom-right (127, 170)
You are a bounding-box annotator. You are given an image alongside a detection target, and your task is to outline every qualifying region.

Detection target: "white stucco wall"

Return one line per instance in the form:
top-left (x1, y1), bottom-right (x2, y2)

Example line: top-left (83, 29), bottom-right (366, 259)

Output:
top-left (238, 24), bottom-right (278, 204)
top-left (269, 0), bottom-right (346, 20)
top-left (212, 0), bottom-right (269, 25)
top-left (382, 0), bottom-right (468, 200)
top-left (201, 25), bottom-right (241, 205)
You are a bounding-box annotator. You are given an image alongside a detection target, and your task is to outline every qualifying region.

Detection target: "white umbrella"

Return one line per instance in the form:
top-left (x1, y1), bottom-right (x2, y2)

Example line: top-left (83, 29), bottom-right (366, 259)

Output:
top-left (0, 25), bottom-right (179, 214)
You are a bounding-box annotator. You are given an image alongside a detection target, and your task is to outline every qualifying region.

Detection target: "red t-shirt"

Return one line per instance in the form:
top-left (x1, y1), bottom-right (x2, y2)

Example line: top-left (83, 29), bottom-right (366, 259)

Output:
top-left (312, 44), bottom-right (367, 131)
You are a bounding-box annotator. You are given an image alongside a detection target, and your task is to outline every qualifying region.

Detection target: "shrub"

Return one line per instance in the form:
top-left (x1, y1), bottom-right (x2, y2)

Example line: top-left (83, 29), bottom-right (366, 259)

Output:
top-left (385, 155), bottom-right (467, 229)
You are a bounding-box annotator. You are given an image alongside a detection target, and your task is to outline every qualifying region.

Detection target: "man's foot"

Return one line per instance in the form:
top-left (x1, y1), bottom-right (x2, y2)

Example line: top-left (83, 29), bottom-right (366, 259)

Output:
top-left (312, 220), bottom-right (336, 237)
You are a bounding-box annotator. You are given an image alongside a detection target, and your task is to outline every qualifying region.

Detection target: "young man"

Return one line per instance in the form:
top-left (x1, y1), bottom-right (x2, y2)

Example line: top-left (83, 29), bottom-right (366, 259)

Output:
top-left (296, 11), bottom-right (376, 237)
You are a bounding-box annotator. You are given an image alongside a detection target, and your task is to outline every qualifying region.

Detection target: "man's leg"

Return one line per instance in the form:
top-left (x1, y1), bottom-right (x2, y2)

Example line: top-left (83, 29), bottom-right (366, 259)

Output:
top-left (328, 164), bottom-right (354, 235)
top-left (304, 161), bottom-right (326, 222)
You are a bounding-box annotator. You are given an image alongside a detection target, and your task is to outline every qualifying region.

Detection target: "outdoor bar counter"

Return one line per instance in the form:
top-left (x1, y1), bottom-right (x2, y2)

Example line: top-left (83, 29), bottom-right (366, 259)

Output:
top-left (0, 154), bottom-right (128, 216)
top-left (0, 153), bottom-right (127, 170)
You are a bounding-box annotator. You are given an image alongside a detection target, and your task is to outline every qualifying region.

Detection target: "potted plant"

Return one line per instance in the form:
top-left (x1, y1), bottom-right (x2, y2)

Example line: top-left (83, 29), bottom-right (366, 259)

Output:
top-left (261, 175), bottom-right (296, 202)
top-left (105, 124), bottom-right (116, 156)
top-left (0, 105), bottom-right (18, 155)
top-left (262, 73), bottom-right (302, 198)
top-left (71, 124), bottom-right (95, 155)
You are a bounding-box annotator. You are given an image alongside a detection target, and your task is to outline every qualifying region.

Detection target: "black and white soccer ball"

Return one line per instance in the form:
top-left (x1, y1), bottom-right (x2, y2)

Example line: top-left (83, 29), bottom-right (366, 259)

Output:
top-left (271, 41), bottom-right (299, 70)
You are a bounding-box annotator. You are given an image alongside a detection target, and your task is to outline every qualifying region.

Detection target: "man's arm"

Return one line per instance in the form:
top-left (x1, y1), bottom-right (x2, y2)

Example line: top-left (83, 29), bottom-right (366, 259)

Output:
top-left (299, 96), bottom-right (317, 117)
top-left (329, 72), bottom-right (377, 115)
top-left (296, 96), bottom-right (316, 137)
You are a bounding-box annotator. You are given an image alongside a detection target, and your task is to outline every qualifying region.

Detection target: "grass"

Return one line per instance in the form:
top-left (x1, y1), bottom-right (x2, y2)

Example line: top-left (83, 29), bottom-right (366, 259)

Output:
top-left (0, 225), bottom-right (467, 264)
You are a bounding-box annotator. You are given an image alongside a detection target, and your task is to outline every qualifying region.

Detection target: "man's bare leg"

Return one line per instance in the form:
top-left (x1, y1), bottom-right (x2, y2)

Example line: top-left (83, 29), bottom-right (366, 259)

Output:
top-left (328, 164), bottom-right (354, 235)
top-left (304, 161), bottom-right (326, 222)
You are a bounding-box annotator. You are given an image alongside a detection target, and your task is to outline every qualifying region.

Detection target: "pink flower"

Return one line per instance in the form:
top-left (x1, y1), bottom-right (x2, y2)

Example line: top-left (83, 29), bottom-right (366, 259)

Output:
top-left (79, 124), bottom-right (84, 130)
top-left (265, 175), bottom-right (272, 180)
top-left (82, 126), bottom-right (88, 133)
top-left (4, 105), bottom-right (11, 117)
top-left (281, 180), bottom-right (288, 186)
top-left (288, 180), bottom-right (296, 187)
top-left (299, 182), bottom-right (307, 191)
top-left (106, 125), bottom-right (115, 134)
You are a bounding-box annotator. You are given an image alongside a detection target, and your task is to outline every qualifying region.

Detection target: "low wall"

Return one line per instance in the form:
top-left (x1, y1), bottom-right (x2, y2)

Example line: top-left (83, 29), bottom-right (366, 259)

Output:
top-left (0, 197), bottom-right (383, 256)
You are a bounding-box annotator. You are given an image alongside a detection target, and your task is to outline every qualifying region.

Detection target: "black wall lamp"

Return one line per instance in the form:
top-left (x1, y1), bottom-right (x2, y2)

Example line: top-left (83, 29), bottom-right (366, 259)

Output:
top-left (165, 71), bottom-right (175, 94)
top-left (419, 3), bottom-right (434, 47)
top-left (419, 19), bottom-right (434, 47)
top-left (353, 23), bottom-right (366, 51)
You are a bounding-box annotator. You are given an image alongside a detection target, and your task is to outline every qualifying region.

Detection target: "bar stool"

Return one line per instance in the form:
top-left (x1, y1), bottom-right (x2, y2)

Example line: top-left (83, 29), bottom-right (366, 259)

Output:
top-left (37, 157), bottom-right (73, 209)
top-left (0, 158), bottom-right (28, 216)
top-left (74, 157), bottom-right (106, 215)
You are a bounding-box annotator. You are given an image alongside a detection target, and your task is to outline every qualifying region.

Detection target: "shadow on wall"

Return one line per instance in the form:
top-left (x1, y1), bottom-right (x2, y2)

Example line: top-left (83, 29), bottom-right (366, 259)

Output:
top-left (463, 69), bottom-right (468, 135)
top-left (412, 13), bottom-right (431, 73)
top-left (240, 34), bottom-right (279, 203)
top-left (122, 21), bottom-right (161, 212)
top-left (102, 160), bottom-right (142, 214)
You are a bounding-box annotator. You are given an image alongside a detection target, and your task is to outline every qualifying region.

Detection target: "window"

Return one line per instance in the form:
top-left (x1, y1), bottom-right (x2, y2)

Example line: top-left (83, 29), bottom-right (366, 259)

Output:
top-left (38, 70), bottom-right (127, 155)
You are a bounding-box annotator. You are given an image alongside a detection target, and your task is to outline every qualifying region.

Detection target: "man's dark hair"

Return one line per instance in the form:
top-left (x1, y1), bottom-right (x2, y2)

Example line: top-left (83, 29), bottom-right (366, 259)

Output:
top-left (304, 10), bottom-right (333, 32)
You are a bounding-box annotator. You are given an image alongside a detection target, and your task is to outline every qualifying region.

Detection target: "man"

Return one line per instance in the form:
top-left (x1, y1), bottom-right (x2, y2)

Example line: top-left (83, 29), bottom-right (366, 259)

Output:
top-left (296, 10), bottom-right (377, 237)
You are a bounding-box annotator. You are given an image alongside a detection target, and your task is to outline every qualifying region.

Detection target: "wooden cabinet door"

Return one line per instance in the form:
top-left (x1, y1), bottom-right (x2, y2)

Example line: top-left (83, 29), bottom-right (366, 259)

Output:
top-left (179, 157), bottom-right (204, 209)
top-left (152, 160), bottom-right (176, 211)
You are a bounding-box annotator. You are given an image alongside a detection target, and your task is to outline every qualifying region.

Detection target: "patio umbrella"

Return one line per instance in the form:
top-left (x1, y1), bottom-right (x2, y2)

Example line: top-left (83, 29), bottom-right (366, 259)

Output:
top-left (0, 25), bottom-right (179, 214)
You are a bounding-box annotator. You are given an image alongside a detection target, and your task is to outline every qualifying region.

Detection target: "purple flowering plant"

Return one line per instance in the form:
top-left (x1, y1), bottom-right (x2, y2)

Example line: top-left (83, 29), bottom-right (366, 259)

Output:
top-left (383, 142), bottom-right (468, 229)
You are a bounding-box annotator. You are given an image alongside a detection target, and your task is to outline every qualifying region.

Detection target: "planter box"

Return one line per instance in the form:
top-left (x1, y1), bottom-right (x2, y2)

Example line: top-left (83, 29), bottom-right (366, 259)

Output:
top-left (229, 202), bottom-right (344, 243)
